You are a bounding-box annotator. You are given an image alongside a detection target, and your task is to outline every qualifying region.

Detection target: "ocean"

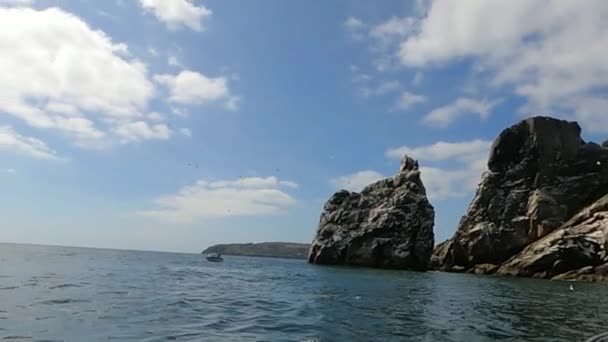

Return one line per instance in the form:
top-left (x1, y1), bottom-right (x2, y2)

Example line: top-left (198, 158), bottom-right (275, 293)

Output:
top-left (0, 243), bottom-right (607, 341)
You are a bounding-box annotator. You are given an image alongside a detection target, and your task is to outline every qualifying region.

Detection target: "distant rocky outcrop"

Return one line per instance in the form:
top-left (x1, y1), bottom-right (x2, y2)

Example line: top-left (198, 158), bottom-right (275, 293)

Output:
top-left (202, 242), bottom-right (310, 259)
top-left (432, 116), bottom-right (608, 282)
top-left (308, 155), bottom-right (435, 270)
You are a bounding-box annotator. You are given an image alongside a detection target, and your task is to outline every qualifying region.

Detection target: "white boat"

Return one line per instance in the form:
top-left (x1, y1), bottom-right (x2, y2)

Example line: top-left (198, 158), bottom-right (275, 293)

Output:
top-left (205, 252), bottom-right (223, 262)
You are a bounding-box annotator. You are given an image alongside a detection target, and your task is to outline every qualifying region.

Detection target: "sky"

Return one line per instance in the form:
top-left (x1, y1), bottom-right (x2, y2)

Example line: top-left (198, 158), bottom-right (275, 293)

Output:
top-left (1, 0), bottom-right (608, 253)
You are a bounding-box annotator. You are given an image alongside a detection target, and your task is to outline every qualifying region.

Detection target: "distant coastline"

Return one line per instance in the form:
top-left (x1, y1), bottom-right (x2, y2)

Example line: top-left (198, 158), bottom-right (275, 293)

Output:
top-left (202, 242), bottom-right (310, 260)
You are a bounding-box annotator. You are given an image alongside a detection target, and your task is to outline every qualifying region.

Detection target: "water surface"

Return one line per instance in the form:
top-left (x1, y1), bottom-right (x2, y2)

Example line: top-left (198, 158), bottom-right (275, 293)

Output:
top-left (0, 243), bottom-right (606, 341)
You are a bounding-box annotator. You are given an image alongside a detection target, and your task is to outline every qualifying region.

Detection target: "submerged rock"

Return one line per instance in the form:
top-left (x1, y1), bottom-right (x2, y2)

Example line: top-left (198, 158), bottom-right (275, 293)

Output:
top-left (433, 116), bottom-right (608, 280)
top-left (308, 155), bottom-right (435, 270)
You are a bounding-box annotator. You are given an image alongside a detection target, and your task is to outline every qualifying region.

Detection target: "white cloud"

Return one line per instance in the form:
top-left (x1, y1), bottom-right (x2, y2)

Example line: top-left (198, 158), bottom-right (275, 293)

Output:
top-left (412, 72), bottom-right (423, 85)
top-left (0, 0), bottom-right (33, 6)
top-left (0, 126), bottom-right (58, 160)
top-left (396, 0), bottom-right (608, 132)
top-left (147, 112), bottom-right (165, 122)
top-left (225, 96), bottom-right (240, 111)
top-left (179, 127), bottom-right (191, 137)
top-left (330, 170), bottom-right (385, 192)
top-left (148, 47), bottom-right (159, 56)
top-left (113, 121), bottom-right (171, 143)
top-left (386, 139), bottom-right (491, 162)
top-left (139, 0), bottom-right (211, 32)
top-left (352, 73), bottom-right (372, 83)
top-left (370, 16), bottom-right (416, 42)
top-left (0, 7), bottom-right (165, 149)
top-left (138, 176), bottom-right (297, 223)
top-left (423, 98), bottom-right (499, 128)
top-left (386, 139), bottom-right (491, 201)
top-left (344, 16), bottom-right (365, 31)
top-left (155, 70), bottom-right (232, 106)
top-left (2, 168), bottom-right (16, 173)
top-left (392, 91), bottom-right (426, 111)
top-left (360, 80), bottom-right (401, 97)
top-left (168, 56), bottom-right (180, 66)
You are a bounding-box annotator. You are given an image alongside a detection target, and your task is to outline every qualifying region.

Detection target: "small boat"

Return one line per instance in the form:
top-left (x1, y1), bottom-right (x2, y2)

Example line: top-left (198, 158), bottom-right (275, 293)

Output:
top-left (205, 252), bottom-right (223, 262)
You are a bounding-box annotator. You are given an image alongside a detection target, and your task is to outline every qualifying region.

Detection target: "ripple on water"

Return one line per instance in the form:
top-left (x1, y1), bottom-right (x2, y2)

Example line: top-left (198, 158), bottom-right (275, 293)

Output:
top-left (39, 299), bottom-right (91, 305)
top-left (48, 284), bottom-right (82, 290)
top-left (0, 286), bottom-right (19, 290)
top-left (2, 337), bottom-right (33, 340)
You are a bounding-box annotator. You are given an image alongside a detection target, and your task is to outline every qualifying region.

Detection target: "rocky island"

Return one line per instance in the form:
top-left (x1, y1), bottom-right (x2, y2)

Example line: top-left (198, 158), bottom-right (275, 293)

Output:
top-left (431, 116), bottom-right (608, 282)
top-left (308, 155), bottom-right (435, 270)
top-left (202, 242), bottom-right (310, 259)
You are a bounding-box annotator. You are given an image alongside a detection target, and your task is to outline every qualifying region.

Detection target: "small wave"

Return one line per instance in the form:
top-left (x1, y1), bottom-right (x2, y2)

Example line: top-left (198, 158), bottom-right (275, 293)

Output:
top-left (98, 291), bottom-right (128, 295)
top-left (166, 332), bottom-right (206, 340)
top-left (3, 337), bottom-right (33, 340)
top-left (0, 286), bottom-right (18, 290)
top-left (39, 299), bottom-right (91, 305)
top-left (48, 284), bottom-right (82, 290)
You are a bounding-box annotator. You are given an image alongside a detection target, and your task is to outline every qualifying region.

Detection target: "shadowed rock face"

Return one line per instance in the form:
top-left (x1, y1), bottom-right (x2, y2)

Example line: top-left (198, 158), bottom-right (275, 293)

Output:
top-left (433, 116), bottom-right (608, 277)
top-left (308, 156), bottom-right (435, 270)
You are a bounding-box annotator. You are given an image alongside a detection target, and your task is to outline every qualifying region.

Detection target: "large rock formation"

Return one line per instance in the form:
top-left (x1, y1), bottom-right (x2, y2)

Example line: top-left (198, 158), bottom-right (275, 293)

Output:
top-left (433, 116), bottom-right (608, 280)
top-left (497, 194), bottom-right (608, 281)
top-left (308, 156), bottom-right (435, 270)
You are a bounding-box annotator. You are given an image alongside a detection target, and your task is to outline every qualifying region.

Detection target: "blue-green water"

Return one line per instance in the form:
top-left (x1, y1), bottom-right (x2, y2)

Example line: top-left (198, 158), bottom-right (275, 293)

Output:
top-left (0, 243), bottom-right (607, 341)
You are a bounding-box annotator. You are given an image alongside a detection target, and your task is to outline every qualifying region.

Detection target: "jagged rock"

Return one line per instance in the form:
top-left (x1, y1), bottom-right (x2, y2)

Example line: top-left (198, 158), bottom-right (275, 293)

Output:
top-left (551, 263), bottom-right (608, 282)
top-left (603, 140), bottom-right (608, 148)
top-left (468, 263), bottom-right (499, 275)
top-left (308, 155), bottom-right (435, 270)
top-left (434, 116), bottom-right (608, 273)
top-left (496, 194), bottom-right (608, 280)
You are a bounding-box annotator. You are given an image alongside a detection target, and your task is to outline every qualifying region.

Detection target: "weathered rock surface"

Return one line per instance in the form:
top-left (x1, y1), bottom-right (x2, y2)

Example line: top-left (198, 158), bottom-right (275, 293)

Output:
top-left (433, 116), bottom-right (608, 281)
top-left (497, 194), bottom-right (608, 280)
top-left (308, 156), bottom-right (435, 270)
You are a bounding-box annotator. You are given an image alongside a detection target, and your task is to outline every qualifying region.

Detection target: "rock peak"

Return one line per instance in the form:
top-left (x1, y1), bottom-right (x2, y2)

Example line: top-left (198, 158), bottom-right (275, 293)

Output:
top-left (309, 154), bottom-right (434, 270)
top-left (488, 116), bottom-right (582, 173)
top-left (399, 155), bottom-right (419, 173)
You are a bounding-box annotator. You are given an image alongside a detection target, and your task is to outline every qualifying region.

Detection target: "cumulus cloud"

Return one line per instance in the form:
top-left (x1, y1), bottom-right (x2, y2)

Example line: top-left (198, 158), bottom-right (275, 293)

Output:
top-left (395, 0), bottom-right (608, 132)
top-left (423, 98), bottom-right (500, 128)
top-left (138, 177), bottom-right (298, 223)
top-left (330, 170), bottom-right (385, 192)
top-left (0, 7), bottom-right (171, 149)
top-left (155, 70), bottom-right (233, 107)
top-left (0, 126), bottom-right (59, 160)
top-left (386, 139), bottom-right (492, 201)
top-left (139, 0), bottom-right (211, 32)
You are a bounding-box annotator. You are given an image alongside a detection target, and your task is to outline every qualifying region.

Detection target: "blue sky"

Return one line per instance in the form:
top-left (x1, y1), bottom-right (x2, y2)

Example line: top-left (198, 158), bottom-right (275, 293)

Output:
top-left (1, 0), bottom-right (607, 252)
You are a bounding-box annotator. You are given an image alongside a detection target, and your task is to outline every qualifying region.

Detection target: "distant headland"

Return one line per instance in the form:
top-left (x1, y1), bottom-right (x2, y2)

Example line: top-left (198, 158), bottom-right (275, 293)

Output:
top-left (202, 242), bottom-right (310, 260)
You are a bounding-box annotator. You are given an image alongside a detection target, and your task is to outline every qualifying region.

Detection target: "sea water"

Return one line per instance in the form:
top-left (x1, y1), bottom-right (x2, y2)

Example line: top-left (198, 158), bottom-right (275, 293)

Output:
top-left (0, 243), bottom-right (607, 341)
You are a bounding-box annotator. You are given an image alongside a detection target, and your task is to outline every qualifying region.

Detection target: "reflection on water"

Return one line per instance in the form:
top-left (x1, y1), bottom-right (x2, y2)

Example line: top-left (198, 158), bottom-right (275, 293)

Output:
top-left (0, 243), bottom-right (607, 341)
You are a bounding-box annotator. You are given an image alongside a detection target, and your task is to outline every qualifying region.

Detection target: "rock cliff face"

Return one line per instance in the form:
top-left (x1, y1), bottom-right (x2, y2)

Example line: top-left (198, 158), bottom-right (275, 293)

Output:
top-left (433, 116), bottom-right (608, 281)
top-left (496, 194), bottom-right (608, 281)
top-left (308, 156), bottom-right (435, 270)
